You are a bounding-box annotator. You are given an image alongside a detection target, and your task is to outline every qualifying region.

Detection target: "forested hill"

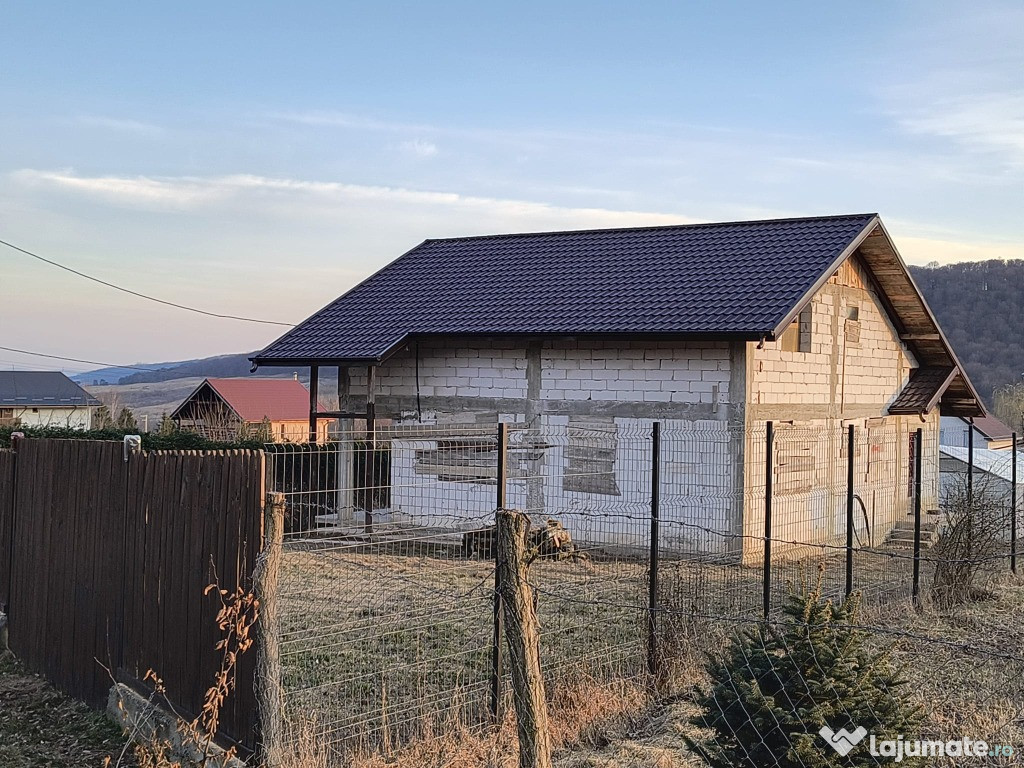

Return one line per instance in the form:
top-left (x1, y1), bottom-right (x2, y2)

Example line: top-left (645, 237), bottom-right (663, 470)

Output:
top-left (910, 260), bottom-right (1024, 405)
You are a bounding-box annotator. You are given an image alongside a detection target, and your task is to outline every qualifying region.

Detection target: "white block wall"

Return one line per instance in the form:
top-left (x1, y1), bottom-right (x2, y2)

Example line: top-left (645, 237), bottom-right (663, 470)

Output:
top-left (387, 416), bottom-right (738, 556)
top-left (540, 340), bottom-right (730, 405)
top-left (356, 338), bottom-right (733, 409)
top-left (372, 338), bottom-right (740, 556)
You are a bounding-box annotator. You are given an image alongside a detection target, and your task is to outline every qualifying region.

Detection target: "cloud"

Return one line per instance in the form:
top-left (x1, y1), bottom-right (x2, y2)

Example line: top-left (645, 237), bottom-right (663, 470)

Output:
top-left (11, 169), bottom-right (229, 209)
top-left (898, 92), bottom-right (1024, 168)
top-left (399, 138), bottom-right (439, 158)
top-left (9, 168), bottom-right (694, 231)
top-left (75, 115), bottom-right (164, 135)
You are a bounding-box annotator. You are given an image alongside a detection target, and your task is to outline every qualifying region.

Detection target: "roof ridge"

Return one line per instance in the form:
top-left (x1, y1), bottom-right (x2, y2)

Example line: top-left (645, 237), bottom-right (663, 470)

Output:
top-left (422, 212), bottom-right (878, 245)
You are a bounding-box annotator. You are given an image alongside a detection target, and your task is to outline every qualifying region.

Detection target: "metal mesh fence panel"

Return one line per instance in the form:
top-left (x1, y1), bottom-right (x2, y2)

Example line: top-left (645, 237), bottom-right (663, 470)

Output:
top-left (261, 419), bottom-right (1023, 765)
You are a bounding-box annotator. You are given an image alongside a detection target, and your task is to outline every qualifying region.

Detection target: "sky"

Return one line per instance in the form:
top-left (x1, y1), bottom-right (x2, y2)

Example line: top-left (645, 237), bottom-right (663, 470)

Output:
top-left (1, 1), bottom-right (1022, 372)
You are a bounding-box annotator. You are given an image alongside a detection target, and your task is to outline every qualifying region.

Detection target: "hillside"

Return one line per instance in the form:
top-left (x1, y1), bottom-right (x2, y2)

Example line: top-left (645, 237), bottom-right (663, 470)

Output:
top-left (910, 260), bottom-right (1024, 405)
top-left (114, 353), bottom-right (259, 385)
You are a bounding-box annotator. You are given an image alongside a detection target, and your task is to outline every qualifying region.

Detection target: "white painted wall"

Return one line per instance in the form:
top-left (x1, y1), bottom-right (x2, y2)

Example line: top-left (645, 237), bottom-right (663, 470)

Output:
top-left (7, 406), bottom-right (93, 429)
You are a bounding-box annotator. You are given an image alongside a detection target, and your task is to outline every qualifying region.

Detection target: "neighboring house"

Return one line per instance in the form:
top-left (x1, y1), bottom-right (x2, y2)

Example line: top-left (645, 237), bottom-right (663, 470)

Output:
top-left (0, 371), bottom-right (101, 429)
top-left (940, 445), bottom-right (1022, 518)
top-left (251, 213), bottom-right (985, 560)
top-left (171, 378), bottom-right (333, 442)
top-left (940, 414), bottom-right (1017, 451)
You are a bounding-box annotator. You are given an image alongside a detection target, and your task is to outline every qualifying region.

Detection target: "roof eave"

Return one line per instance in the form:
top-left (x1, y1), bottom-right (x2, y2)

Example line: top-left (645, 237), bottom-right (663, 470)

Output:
top-left (249, 329), bottom-right (771, 370)
top-left (865, 220), bottom-right (987, 417)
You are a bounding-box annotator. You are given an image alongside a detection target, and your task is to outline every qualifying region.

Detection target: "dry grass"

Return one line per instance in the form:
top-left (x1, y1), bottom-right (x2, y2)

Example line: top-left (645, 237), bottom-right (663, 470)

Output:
top-left (277, 536), bottom-right (1024, 767)
top-left (0, 653), bottom-right (136, 768)
top-left (279, 670), bottom-right (655, 768)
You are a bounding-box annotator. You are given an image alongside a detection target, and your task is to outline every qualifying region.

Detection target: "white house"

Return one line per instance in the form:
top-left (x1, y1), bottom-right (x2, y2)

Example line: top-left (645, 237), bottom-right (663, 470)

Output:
top-left (251, 214), bottom-right (985, 561)
top-left (0, 371), bottom-right (101, 430)
top-left (940, 414), bottom-right (1016, 451)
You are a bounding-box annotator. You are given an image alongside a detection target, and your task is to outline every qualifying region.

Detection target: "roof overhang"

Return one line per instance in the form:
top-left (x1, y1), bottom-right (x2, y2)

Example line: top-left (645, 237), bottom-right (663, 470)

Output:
top-left (856, 221), bottom-right (985, 417)
top-left (776, 218), bottom-right (984, 418)
top-left (888, 366), bottom-right (958, 415)
top-left (249, 330), bottom-right (768, 371)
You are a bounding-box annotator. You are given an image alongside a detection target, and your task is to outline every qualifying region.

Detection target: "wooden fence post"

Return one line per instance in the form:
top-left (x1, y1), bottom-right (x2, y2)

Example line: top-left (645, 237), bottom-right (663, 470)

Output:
top-left (255, 488), bottom-right (286, 768)
top-left (496, 508), bottom-right (552, 768)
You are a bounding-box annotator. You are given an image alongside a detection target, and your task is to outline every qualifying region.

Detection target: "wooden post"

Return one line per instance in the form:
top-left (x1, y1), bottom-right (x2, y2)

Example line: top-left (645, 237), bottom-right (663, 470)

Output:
top-left (496, 509), bottom-right (552, 768)
top-left (255, 488), bottom-right (286, 767)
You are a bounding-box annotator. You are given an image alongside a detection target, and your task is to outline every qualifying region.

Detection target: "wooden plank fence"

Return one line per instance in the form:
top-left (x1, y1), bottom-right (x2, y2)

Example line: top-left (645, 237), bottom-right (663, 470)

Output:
top-left (0, 438), bottom-right (266, 752)
top-left (0, 448), bottom-right (14, 609)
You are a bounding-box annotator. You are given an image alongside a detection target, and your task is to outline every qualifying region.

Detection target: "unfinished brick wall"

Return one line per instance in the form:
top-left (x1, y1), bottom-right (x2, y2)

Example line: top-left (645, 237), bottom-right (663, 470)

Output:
top-left (742, 254), bottom-right (940, 561)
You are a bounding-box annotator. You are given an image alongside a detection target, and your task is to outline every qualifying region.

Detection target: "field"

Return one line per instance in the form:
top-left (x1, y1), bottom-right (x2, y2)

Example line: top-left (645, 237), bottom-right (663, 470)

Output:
top-left (273, 532), bottom-right (1013, 765)
top-left (277, 540), bottom-right (651, 750)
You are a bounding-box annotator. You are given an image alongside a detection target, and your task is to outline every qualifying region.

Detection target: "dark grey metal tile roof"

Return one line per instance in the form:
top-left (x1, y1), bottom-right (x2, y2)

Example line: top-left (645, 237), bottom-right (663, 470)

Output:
top-left (0, 371), bottom-right (103, 407)
top-left (888, 366), bottom-right (957, 415)
top-left (254, 213), bottom-right (878, 364)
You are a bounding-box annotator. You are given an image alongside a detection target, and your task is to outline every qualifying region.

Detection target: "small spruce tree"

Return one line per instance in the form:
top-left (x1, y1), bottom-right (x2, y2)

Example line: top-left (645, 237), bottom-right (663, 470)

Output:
top-left (93, 405), bottom-right (114, 429)
top-left (157, 412), bottom-right (176, 436)
top-left (115, 407), bottom-right (139, 432)
top-left (687, 567), bottom-right (922, 767)
top-left (255, 416), bottom-right (274, 442)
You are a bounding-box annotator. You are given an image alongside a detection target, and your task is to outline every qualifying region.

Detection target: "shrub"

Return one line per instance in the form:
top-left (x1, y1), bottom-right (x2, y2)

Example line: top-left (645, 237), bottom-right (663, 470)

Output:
top-left (932, 472), bottom-right (1013, 608)
top-left (686, 567), bottom-right (922, 767)
top-left (0, 424), bottom-right (265, 451)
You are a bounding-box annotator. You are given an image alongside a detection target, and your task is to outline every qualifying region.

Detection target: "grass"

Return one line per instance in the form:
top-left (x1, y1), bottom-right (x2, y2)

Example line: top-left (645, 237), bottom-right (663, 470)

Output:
top-left (277, 534), bottom-right (1024, 766)
top-left (0, 653), bottom-right (134, 768)
top-left (277, 540), bottom-right (650, 755)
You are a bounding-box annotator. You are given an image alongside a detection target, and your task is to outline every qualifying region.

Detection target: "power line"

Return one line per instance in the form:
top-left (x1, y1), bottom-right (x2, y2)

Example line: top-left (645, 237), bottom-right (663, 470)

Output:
top-left (0, 346), bottom-right (154, 372)
top-left (0, 237), bottom-right (296, 327)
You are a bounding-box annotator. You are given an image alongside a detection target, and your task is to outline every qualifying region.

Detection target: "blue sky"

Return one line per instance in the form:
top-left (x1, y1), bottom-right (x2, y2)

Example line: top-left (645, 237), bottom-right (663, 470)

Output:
top-left (1, 1), bottom-right (1022, 369)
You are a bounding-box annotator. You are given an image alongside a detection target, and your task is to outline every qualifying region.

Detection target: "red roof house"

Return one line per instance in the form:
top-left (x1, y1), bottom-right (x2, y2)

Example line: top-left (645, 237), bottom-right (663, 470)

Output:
top-left (171, 378), bottom-right (333, 442)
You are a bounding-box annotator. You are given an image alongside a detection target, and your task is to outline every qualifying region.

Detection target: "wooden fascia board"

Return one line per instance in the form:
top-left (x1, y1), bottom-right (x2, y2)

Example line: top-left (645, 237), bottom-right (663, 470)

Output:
top-left (870, 219), bottom-right (987, 416)
top-left (771, 216), bottom-right (881, 338)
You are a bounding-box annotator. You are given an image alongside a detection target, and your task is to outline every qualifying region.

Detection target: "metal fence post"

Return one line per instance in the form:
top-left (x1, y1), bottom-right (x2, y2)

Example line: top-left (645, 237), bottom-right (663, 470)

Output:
top-left (490, 421), bottom-right (508, 721)
top-left (846, 424), bottom-right (855, 599)
top-left (967, 419), bottom-right (974, 504)
top-left (912, 427), bottom-right (923, 607)
top-left (1013, 432), bottom-right (1018, 575)
top-left (647, 421), bottom-right (661, 680)
top-left (967, 418), bottom-right (974, 559)
top-left (763, 421), bottom-right (773, 619)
